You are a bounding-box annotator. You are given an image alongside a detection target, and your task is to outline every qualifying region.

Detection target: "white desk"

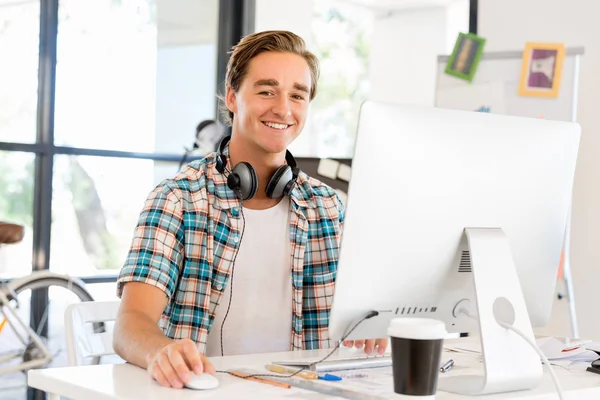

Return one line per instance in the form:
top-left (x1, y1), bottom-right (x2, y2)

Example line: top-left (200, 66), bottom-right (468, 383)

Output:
top-left (28, 345), bottom-right (600, 400)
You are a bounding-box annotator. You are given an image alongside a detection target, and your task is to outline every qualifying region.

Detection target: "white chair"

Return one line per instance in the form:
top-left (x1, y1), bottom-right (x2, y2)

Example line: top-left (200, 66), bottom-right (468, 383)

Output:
top-left (64, 300), bottom-right (121, 366)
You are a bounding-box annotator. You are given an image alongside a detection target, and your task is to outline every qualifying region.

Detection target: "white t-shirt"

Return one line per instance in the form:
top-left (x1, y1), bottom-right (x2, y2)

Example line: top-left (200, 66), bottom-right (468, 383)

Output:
top-left (205, 198), bottom-right (292, 357)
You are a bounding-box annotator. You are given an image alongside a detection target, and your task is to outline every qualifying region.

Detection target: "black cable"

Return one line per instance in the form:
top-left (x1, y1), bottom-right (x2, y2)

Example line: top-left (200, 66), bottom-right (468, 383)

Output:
top-left (217, 161), bottom-right (298, 357)
top-left (219, 182), bottom-right (246, 357)
top-left (216, 310), bottom-right (379, 380)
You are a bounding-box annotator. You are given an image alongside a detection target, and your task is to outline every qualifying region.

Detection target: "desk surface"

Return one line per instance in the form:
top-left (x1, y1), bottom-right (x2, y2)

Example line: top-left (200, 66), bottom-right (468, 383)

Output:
top-left (28, 344), bottom-right (600, 400)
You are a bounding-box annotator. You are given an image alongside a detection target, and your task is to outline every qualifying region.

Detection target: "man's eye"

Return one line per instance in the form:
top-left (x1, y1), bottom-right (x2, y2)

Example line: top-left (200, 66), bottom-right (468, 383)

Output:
top-left (259, 91), bottom-right (273, 96)
top-left (292, 94), bottom-right (305, 100)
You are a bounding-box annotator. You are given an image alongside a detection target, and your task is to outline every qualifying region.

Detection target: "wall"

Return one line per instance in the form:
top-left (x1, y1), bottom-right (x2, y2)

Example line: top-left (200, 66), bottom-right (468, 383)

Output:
top-left (369, 7), bottom-right (448, 106)
top-left (155, 45), bottom-right (216, 154)
top-left (480, 0), bottom-right (600, 340)
top-left (445, 0), bottom-right (469, 52)
top-left (368, 1), bottom-right (469, 106)
top-left (255, 0), bottom-right (313, 46)
top-left (153, 0), bottom-right (219, 183)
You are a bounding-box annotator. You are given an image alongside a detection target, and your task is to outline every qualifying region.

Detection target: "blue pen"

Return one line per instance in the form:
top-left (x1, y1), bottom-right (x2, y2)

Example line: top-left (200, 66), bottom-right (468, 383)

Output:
top-left (319, 373), bottom-right (342, 381)
top-left (266, 365), bottom-right (342, 381)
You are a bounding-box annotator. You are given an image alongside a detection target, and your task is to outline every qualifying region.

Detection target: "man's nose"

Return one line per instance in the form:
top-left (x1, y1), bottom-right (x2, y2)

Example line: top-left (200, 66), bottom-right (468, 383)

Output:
top-left (272, 97), bottom-right (291, 118)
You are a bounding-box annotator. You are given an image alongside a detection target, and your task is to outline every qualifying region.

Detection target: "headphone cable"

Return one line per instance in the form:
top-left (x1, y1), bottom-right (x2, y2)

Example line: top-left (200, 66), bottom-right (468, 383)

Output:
top-left (216, 152), bottom-right (301, 358)
top-left (219, 185), bottom-right (246, 357)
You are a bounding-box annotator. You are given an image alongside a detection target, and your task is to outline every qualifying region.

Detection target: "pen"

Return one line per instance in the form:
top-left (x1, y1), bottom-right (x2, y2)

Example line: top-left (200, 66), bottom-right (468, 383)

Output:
top-left (440, 359), bottom-right (455, 373)
top-left (229, 371), bottom-right (291, 389)
top-left (266, 365), bottom-right (342, 381)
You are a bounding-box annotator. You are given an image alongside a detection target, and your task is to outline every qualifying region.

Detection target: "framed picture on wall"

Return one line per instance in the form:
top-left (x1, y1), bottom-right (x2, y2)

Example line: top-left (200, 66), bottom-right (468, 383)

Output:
top-left (518, 42), bottom-right (566, 98)
top-left (445, 33), bottom-right (486, 82)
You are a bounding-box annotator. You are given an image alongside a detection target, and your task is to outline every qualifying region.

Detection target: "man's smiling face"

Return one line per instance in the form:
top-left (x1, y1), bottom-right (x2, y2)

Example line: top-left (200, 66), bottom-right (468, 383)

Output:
top-left (225, 51), bottom-right (312, 155)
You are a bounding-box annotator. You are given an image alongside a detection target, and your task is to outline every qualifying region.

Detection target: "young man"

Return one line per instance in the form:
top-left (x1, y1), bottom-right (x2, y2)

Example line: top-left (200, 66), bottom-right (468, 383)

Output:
top-left (113, 30), bottom-right (387, 389)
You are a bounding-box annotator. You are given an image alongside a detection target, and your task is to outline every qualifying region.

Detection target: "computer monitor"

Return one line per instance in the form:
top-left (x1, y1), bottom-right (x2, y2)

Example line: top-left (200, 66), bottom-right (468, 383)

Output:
top-left (327, 101), bottom-right (580, 395)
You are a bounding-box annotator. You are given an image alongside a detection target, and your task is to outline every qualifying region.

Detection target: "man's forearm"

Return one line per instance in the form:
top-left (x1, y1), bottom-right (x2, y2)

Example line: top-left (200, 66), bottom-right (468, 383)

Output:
top-left (113, 310), bottom-right (174, 368)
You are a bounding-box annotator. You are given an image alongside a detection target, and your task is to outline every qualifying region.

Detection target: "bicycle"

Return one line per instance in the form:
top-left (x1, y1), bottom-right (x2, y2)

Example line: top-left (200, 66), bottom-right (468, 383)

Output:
top-left (0, 222), bottom-right (100, 377)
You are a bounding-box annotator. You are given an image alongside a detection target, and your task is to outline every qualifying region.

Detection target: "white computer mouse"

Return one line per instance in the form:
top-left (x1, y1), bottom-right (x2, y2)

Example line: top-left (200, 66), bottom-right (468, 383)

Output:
top-left (183, 373), bottom-right (219, 390)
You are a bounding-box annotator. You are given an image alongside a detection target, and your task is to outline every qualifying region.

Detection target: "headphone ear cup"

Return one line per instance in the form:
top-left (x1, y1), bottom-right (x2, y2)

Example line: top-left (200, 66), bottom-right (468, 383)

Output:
top-left (265, 165), bottom-right (293, 199)
top-left (230, 162), bottom-right (258, 201)
top-left (282, 179), bottom-right (296, 196)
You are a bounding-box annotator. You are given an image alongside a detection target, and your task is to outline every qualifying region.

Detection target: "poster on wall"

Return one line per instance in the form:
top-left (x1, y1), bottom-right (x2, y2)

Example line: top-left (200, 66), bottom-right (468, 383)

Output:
top-left (518, 42), bottom-right (566, 98)
top-left (444, 33), bottom-right (486, 82)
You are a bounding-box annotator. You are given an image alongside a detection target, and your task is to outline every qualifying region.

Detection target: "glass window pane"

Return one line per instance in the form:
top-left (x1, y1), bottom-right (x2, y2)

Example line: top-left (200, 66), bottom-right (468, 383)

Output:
top-left (86, 282), bottom-right (120, 302)
top-left (287, 1), bottom-right (373, 158)
top-left (50, 155), bottom-right (179, 276)
top-left (311, 2), bottom-right (373, 158)
top-left (0, 151), bottom-right (35, 279)
top-left (54, 0), bottom-right (219, 155)
top-left (0, 0), bottom-right (40, 143)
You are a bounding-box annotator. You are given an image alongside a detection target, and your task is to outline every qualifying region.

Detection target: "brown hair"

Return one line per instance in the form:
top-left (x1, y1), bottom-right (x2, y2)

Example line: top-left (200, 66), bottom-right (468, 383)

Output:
top-left (220, 30), bottom-right (320, 125)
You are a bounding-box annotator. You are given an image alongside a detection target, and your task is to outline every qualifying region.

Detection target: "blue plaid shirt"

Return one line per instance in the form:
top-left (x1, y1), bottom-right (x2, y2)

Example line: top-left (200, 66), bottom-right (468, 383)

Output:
top-left (117, 145), bottom-right (345, 352)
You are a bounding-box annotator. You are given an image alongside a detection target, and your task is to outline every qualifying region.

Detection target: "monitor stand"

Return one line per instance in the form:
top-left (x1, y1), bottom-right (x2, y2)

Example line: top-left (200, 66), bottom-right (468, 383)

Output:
top-left (437, 228), bottom-right (543, 396)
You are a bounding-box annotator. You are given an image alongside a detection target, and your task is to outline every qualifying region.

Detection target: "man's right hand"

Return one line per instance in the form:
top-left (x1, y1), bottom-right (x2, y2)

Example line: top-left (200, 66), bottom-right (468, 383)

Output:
top-left (114, 283), bottom-right (215, 389)
top-left (146, 339), bottom-right (215, 389)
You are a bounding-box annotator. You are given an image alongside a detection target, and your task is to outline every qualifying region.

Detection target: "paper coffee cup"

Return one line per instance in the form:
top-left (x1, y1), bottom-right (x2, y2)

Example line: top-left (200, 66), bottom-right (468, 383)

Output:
top-left (387, 318), bottom-right (447, 398)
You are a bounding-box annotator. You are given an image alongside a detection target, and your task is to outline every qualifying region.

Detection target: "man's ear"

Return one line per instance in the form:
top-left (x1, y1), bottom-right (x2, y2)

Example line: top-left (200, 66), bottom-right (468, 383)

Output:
top-left (225, 87), bottom-right (237, 115)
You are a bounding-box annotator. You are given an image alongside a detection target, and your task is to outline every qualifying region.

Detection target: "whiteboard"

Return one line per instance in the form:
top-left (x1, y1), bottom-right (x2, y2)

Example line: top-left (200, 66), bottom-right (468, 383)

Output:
top-left (435, 48), bottom-right (584, 123)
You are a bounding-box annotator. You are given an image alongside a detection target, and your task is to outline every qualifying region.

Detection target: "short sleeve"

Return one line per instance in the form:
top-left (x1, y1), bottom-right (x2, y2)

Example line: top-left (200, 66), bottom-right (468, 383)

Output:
top-left (116, 184), bottom-right (184, 300)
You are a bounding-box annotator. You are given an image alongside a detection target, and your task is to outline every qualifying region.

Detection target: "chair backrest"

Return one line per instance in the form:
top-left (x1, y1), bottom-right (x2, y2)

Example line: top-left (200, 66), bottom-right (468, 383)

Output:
top-left (64, 300), bottom-right (121, 366)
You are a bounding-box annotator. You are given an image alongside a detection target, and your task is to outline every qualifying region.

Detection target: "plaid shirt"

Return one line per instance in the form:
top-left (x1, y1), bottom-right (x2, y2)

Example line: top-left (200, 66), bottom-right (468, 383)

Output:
top-left (117, 145), bottom-right (344, 353)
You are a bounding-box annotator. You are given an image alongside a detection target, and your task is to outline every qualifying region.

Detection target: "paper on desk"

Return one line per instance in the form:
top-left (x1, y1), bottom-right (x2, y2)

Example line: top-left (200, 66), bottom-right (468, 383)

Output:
top-left (537, 337), bottom-right (598, 361)
top-left (238, 367), bottom-right (394, 399)
top-left (585, 342), bottom-right (600, 354)
top-left (445, 336), bottom-right (599, 362)
top-left (334, 367), bottom-right (396, 398)
top-left (444, 339), bottom-right (482, 354)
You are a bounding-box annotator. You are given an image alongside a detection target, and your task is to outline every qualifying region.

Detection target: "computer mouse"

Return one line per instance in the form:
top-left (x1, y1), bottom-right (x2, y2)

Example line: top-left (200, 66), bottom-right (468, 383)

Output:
top-left (183, 373), bottom-right (219, 390)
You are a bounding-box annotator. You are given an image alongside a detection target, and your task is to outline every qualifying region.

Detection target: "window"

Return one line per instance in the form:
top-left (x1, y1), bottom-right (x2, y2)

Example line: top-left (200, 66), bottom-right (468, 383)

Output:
top-left (50, 155), bottom-right (175, 275)
top-left (49, 0), bottom-right (220, 275)
top-left (0, 151), bottom-right (35, 278)
top-left (0, 0), bottom-right (40, 143)
top-left (0, 0), bottom-right (226, 393)
top-left (54, 0), bottom-right (219, 155)
top-left (85, 281), bottom-right (120, 302)
top-left (291, 1), bottom-right (374, 158)
top-left (54, 0), bottom-right (158, 152)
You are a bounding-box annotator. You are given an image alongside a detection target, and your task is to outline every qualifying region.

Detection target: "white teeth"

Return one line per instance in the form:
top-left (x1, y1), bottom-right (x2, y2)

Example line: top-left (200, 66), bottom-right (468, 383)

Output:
top-left (264, 122), bottom-right (289, 130)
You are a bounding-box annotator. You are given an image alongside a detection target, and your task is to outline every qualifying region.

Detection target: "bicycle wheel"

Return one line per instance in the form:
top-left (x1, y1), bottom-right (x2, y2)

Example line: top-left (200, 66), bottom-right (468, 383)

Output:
top-left (0, 274), bottom-right (104, 399)
top-left (0, 274), bottom-right (99, 371)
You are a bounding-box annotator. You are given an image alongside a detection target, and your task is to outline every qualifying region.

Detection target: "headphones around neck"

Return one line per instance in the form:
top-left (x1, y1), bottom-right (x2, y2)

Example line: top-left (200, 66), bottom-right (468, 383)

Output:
top-left (215, 135), bottom-right (300, 201)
